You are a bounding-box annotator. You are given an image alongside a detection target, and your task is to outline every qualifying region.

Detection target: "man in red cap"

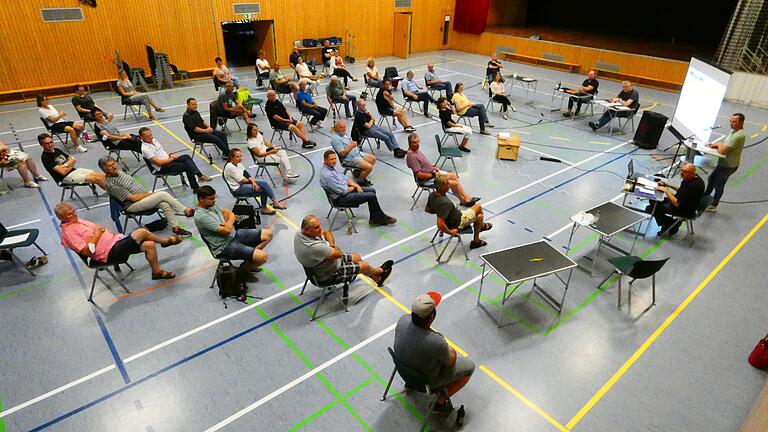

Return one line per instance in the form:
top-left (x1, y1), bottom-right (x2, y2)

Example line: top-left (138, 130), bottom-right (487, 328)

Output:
top-left (393, 291), bottom-right (475, 414)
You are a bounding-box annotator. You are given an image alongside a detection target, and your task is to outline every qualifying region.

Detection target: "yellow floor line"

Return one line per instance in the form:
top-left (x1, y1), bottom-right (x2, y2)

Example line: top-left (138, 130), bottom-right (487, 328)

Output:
top-left (549, 136), bottom-right (570, 141)
top-left (566, 210), bottom-right (768, 430)
top-left (750, 132), bottom-right (759, 139)
top-left (638, 102), bottom-right (658, 112)
top-left (589, 141), bottom-right (610, 145)
top-left (150, 117), bottom-right (221, 172)
top-left (481, 365), bottom-right (570, 432)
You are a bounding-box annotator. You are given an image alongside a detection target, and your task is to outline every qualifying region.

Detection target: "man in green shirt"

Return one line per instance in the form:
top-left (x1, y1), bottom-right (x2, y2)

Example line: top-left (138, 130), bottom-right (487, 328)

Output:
top-left (704, 113), bottom-right (746, 212)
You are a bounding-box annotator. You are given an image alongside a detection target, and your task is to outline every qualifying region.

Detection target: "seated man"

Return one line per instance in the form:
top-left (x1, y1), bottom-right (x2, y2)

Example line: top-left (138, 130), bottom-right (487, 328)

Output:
top-left (295, 56), bottom-right (323, 93)
top-left (139, 127), bottom-right (211, 192)
top-left (394, 291), bottom-right (475, 414)
top-left (451, 83), bottom-right (493, 134)
top-left (330, 120), bottom-right (376, 186)
top-left (182, 97), bottom-right (230, 159)
top-left (218, 81), bottom-right (250, 124)
top-left (72, 84), bottom-right (112, 123)
top-left (290, 45), bottom-right (316, 72)
top-left (37, 94), bottom-right (87, 153)
top-left (269, 62), bottom-right (299, 95)
top-left (376, 78), bottom-right (416, 133)
top-left (486, 53), bottom-right (503, 83)
top-left (321, 39), bottom-right (335, 68)
top-left (265, 90), bottom-right (317, 149)
top-left (405, 134), bottom-right (478, 206)
top-left (295, 214), bottom-right (394, 291)
top-left (296, 81), bottom-right (328, 127)
top-left (38, 133), bottom-right (104, 188)
top-left (223, 148), bottom-right (286, 215)
top-left (92, 108), bottom-right (142, 154)
top-left (589, 81), bottom-right (639, 131)
top-left (213, 57), bottom-right (239, 88)
top-left (402, 70), bottom-right (437, 118)
top-left (425, 64), bottom-right (453, 100)
top-left (647, 163), bottom-right (705, 236)
top-left (246, 123), bottom-right (300, 184)
top-left (98, 156), bottom-right (194, 237)
top-left (354, 99), bottom-right (406, 158)
top-left (427, 174), bottom-right (491, 249)
top-left (194, 186), bottom-right (272, 279)
top-left (319, 150), bottom-right (396, 226)
top-left (56, 202), bottom-right (181, 280)
top-left (255, 50), bottom-right (272, 87)
top-left (326, 76), bottom-right (357, 119)
top-left (563, 70), bottom-right (599, 118)
top-left (438, 97), bottom-right (473, 151)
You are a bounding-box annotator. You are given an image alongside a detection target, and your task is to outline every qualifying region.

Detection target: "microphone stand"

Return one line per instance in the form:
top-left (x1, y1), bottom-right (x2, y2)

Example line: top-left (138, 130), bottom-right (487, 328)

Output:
top-left (665, 131), bottom-right (698, 177)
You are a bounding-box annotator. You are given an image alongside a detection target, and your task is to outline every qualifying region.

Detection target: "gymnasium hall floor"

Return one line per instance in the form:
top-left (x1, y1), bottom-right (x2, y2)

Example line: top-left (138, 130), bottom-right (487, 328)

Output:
top-left (1, 50), bottom-right (766, 432)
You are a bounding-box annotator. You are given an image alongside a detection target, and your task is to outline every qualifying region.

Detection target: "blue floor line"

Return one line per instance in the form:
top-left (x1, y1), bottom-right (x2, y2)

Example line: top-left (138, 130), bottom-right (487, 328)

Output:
top-left (35, 186), bottom-right (131, 385)
top-left (28, 146), bottom-right (637, 427)
top-left (28, 296), bottom-right (319, 431)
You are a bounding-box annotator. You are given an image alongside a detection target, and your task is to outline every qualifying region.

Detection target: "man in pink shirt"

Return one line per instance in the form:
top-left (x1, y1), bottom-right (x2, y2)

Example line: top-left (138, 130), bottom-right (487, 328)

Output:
top-left (405, 134), bottom-right (479, 207)
top-left (55, 202), bottom-right (182, 280)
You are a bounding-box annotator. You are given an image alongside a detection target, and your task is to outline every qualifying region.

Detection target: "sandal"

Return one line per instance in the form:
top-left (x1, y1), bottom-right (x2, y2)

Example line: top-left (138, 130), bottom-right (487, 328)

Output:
top-left (271, 202), bottom-right (287, 210)
top-left (469, 240), bottom-right (488, 249)
top-left (481, 222), bottom-right (493, 232)
top-left (161, 235), bottom-right (184, 248)
top-left (151, 270), bottom-right (176, 280)
top-left (262, 208), bottom-right (276, 215)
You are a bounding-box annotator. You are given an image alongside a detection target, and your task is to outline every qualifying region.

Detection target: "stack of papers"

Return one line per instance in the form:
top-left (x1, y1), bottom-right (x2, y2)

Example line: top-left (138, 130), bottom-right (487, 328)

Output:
top-left (636, 177), bottom-right (657, 188)
top-left (571, 211), bottom-right (596, 226)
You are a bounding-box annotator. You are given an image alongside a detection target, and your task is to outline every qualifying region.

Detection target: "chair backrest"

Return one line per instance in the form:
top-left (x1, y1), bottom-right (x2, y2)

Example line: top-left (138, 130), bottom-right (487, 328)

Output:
top-left (302, 265), bottom-right (326, 287)
top-left (200, 233), bottom-right (223, 260)
top-left (39, 118), bottom-right (53, 132)
top-left (143, 157), bottom-right (158, 175)
top-left (170, 64), bottom-right (179, 74)
top-left (0, 221), bottom-right (7, 241)
top-left (434, 134), bottom-right (443, 154)
top-left (322, 187), bottom-right (336, 207)
top-left (387, 347), bottom-right (430, 393)
top-left (384, 67), bottom-right (398, 79)
top-left (628, 257), bottom-right (669, 280)
top-left (209, 101), bottom-right (223, 127)
top-left (695, 195), bottom-right (714, 217)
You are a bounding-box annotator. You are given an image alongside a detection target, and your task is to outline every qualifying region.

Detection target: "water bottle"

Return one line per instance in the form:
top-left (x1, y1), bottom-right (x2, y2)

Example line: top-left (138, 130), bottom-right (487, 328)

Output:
top-left (83, 131), bottom-right (90, 142)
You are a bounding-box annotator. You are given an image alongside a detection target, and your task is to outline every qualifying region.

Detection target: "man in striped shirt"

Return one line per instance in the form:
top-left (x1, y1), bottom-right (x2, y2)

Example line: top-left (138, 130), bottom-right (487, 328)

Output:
top-left (98, 156), bottom-right (194, 237)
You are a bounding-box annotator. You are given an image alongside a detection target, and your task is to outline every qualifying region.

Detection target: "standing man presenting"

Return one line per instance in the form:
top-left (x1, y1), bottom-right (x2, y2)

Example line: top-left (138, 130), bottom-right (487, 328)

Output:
top-left (704, 113), bottom-right (746, 212)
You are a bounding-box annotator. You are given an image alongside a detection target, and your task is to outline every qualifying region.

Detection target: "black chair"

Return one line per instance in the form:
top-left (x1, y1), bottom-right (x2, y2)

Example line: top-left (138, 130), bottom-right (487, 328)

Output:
top-left (58, 180), bottom-right (99, 210)
top-left (40, 119), bottom-right (73, 150)
top-left (381, 346), bottom-right (450, 432)
top-left (323, 187), bottom-right (358, 233)
top-left (269, 79), bottom-right (295, 104)
top-left (402, 89), bottom-right (418, 115)
top-left (223, 169), bottom-right (264, 211)
top-left (210, 101), bottom-right (242, 136)
top-left (334, 151), bottom-right (358, 178)
top-left (78, 253), bottom-right (133, 302)
top-left (430, 224), bottom-right (473, 263)
top-left (660, 195), bottom-right (714, 242)
top-left (352, 125), bottom-right (380, 154)
top-left (266, 115), bottom-right (297, 147)
top-left (363, 74), bottom-right (379, 98)
top-left (142, 158), bottom-right (188, 196)
top-left (249, 149), bottom-right (282, 188)
top-left (299, 266), bottom-right (350, 321)
top-left (186, 130), bottom-right (221, 165)
top-left (438, 121), bottom-right (462, 148)
top-left (170, 64), bottom-right (190, 81)
top-left (434, 134), bottom-right (461, 175)
top-left (201, 233), bottom-right (263, 299)
top-left (376, 113), bottom-right (396, 133)
top-left (297, 104), bottom-right (316, 131)
top-left (121, 60), bottom-right (149, 91)
top-left (607, 256), bottom-right (669, 310)
top-left (425, 78), bottom-right (444, 99)
top-left (111, 197), bottom-right (162, 234)
top-left (410, 174), bottom-right (436, 211)
top-left (0, 222), bottom-right (47, 276)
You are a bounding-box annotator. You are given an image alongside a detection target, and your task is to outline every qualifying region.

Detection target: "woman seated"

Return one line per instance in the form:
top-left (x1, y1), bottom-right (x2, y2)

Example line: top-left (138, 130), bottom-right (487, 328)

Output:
top-left (213, 57), bottom-right (239, 88)
top-left (329, 49), bottom-right (357, 87)
top-left (37, 94), bottom-right (87, 152)
top-left (245, 124), bottom-right (300, 185)
top-left (116, 70), bottom-right (165, 120)
top-left (0, 141), bottom-right (48, 188)
top-left (222, 148), bottom-right (286, 215)
top-left (295, 56), bottom-right (322, 93)
top-left (490, 72), bottom-right (515, 119)
top-left (365, 58), bottom-right (381, 88)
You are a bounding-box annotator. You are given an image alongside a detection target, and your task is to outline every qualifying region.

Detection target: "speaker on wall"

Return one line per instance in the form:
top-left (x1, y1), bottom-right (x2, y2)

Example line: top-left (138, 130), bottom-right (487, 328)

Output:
top-left (632, 111), bottom-right (668, 149)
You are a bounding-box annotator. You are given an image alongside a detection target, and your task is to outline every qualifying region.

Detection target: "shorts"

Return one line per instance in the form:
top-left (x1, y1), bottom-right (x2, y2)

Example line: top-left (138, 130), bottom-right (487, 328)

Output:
top-left (50, 121), bottom-right (75, 134)
top-left (273, 119), bottom-right (296, 131)
top-left (432, 356), bottom-right (476, 389)
top-left (379, 106), bottom-right (395, 117)
top-left (277, 83), bottom-right (293, 94)
top-left (446, 125), bottom-right (473, 136)
top-left (219, 228), bottom-right (263, 261)
top-left (457, 208), bottom-right (476, 230)
top-left (62, 168), bottom-right (95, 184)
top-left (348, 155), bottom-right (369, 169)
top-left (329, 253), bottom-right (360, 284)
top-left (105, 236), bottom-right (141, 264)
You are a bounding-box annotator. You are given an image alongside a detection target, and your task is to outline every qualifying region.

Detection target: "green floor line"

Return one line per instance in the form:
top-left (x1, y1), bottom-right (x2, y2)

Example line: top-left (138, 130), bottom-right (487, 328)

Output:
top-left (260, 268), bottom-right (424, 428)
top-left (288, 377), bottom-right (376, 432)
top-left (253, 305), bottom-right (372, 431)
top-left (543, 238), bottom-right (666, 335)
top-left (0, 277), bottom-right (55, 300)
top-left (732, 154), bottom-right (768, 187)
top-left (0, 393), bottom-right (5, 432)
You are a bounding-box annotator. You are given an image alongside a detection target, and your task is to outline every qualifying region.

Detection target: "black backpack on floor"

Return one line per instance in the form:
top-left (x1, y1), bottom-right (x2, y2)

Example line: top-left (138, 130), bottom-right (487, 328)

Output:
top-left (216, 262), bottom-right (247, 301)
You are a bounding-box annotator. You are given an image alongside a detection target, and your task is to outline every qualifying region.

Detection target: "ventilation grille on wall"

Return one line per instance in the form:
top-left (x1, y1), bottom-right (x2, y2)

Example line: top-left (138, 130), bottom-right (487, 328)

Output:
top-left (40, 8), bottom-right (84, 22)
top-left (395, 0), bottom-right (412, 8)
top-left (233, 3), bottom-right (260, 14)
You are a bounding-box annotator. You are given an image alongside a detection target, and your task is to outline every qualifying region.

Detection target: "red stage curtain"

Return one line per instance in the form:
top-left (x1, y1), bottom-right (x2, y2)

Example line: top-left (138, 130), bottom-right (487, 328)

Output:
top-left (453, 0), bottom-right (491, 34)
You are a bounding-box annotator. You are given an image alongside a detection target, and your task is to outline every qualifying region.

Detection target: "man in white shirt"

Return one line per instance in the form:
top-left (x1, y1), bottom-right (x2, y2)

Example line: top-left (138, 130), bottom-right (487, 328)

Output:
top-left (255, 50), bottom-right (272, 87)
top-left (139, 127), bottom-right (211, 192)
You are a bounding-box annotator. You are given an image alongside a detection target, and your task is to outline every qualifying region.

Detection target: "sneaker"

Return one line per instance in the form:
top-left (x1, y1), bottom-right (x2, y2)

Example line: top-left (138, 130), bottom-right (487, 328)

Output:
top-left (706, 205), bottom-right (718, 213)
top-left (479, 130), bottom-right (491, 135)
top-left (198, 175), bottom-right (212, 183)
top-left (352, 169), bottom-right (362, 179)
top-left (369, 215), bottom-right (397, 226)
top-left (404, 125), bottom-right (416, 132)
top-left (302, 141), bottom-right (316, 149)
top-left (24, 181), bottom-right (39, 188)
top-left (34, 175), bottom-right (48, 182)
top-left (172, 226), bottom-right (192, 237)
top-left (283, 177), bottom-right (297, 185)
top-left (563, 111), bottom-right (572, 118)
top-left (485, 122), bottom-right (495, 128)
top-left (458, 146), bottom-right (471, 153)
top-left (358, 179), bottom-right (373, 186)
top-left (589, 122), bottom-right (599, 131)
top-left (286, 172), bottom-right (300, 179)
top-left (75, 146), bottom-right (88, 153)
top-left (393, 148), bottom-right (407, 158)
top-left (502, 114), bottom-right (508, 120)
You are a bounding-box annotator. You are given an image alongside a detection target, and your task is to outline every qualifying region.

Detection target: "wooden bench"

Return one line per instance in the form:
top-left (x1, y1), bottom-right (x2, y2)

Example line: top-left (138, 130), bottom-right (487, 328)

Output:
top-left (499, 51), bottom-right (580, 73)
top-left (594, 68), bottom-right (683, 91)
top-left (741, 379), bottom-right (768, 432)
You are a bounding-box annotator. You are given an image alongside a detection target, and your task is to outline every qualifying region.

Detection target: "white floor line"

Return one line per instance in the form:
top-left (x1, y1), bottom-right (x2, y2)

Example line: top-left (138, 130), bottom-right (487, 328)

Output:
top-left (0, 138), bottom-right (630, 419)
top-left (204, 273), bottom-right (483, 432)
top-left (7, 219), bottom-right (41, 229)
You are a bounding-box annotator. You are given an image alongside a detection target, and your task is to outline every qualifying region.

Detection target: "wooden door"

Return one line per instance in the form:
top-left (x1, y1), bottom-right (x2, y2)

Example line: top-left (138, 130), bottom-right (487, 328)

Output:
top-left (393, 13), bottom-right (411, 59)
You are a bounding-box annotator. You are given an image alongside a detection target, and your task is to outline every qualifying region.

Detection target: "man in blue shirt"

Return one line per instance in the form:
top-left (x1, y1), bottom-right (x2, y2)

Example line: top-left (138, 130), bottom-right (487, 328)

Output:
top-left (402, 70), bottom-right (438, 118)
top-left (296, 82), bottom-right (328, 127)
top-left (319, 150), bottom-right (396, 226)
top-left (330, 120), bottom-right (376, 186)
